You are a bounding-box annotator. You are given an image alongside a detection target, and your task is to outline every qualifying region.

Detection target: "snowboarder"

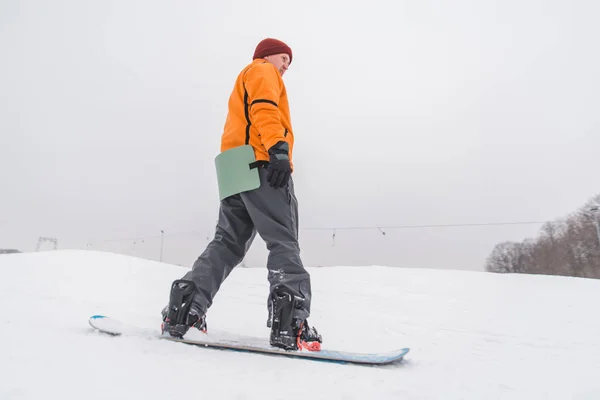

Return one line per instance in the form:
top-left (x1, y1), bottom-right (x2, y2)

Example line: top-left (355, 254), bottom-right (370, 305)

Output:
top-left (161, 38), bottom-right (322, 352)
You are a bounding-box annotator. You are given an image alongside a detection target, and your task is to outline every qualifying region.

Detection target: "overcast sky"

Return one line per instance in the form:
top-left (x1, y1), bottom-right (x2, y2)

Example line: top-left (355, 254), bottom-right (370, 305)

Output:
top-left (1, 0), bottom-right (599, 271)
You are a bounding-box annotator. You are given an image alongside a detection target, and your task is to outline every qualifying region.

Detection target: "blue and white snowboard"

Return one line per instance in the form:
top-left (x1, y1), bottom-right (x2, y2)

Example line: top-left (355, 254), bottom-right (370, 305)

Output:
top-left (88, 315), bottom-right (409, 366)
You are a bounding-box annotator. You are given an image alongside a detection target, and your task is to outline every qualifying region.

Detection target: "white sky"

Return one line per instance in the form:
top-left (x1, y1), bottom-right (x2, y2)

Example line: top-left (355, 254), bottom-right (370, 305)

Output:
top-left (1, 0), bottom-right (599, 270)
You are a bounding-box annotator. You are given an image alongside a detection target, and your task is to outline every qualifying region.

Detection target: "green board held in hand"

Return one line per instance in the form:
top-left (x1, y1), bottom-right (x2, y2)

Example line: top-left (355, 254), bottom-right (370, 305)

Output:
top-left (214, 145), bottom-right (262, 201)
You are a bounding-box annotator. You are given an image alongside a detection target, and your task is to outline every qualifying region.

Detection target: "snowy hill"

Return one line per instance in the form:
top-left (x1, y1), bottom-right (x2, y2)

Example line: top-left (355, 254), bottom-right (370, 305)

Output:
top-left (1, 250), bottom-right (599, 399)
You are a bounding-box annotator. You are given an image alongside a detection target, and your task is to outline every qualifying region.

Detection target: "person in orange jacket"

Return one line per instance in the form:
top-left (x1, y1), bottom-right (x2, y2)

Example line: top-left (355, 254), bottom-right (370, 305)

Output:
top-left (161, 38), bottom-right (322, 352)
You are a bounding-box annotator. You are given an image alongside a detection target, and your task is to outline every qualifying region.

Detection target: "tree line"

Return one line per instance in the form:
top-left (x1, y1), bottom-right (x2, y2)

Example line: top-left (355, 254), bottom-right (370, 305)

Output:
top-left (485, 194), bottom-right (600, 279)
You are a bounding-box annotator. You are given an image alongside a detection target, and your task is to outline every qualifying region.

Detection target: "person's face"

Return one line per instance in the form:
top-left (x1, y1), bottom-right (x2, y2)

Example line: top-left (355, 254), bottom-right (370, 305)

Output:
top-left (264, 53), bottom-right (290, 76)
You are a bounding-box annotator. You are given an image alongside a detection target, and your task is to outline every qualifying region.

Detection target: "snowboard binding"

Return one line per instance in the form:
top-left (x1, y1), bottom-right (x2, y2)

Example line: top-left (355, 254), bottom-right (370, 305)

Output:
top-left (268, 286), bottom-right (322, 351)
top-left (161, 279), bottom-right (207, 338)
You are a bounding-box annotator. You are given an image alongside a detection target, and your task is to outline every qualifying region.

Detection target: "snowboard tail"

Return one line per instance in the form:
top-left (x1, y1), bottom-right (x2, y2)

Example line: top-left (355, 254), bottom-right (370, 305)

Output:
top-left (88, 315), bottom-right (409, 366)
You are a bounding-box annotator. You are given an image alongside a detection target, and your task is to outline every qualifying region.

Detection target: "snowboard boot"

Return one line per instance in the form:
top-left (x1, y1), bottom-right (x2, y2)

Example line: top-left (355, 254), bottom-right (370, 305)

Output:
top-left (160, 279), bottom-right (207, 339)
top-left (268, 288), bottom-right (322, 351)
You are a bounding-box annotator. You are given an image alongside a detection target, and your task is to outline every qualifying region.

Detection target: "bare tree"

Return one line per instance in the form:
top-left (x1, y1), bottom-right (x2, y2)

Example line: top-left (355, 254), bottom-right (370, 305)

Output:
top-left (485, 193), bottom-right (600, 279)
top-left (485, 241), bottom-right (529, 273)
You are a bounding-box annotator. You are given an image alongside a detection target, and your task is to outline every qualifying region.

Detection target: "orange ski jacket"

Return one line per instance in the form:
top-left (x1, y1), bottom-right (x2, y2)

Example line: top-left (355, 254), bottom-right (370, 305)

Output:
top-left (220, 59), bottom-right (294, 170)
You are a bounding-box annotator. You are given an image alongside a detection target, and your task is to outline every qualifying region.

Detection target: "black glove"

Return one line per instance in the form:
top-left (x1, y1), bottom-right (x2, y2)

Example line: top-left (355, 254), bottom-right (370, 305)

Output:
top-left (267, 141), bottom-right (292, 188)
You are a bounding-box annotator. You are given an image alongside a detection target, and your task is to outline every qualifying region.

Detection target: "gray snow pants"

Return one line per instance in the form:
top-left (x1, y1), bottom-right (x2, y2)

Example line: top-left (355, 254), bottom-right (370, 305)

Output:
top-left (181, 167), bottom-right (311, 322)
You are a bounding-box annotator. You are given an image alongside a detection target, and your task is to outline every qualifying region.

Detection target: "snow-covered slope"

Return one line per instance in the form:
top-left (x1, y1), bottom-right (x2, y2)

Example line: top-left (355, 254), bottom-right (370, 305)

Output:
top-left (1, 250), bottom-right (599, 399)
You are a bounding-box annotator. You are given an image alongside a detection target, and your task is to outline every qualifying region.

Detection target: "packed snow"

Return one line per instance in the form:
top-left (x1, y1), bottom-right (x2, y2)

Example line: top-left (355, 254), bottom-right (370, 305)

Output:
top-left (1, 250), bottom-right (599, 399)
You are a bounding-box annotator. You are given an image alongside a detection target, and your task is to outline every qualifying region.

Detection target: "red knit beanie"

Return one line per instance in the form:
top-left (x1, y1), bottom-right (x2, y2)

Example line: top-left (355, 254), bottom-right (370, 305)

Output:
top-left (253, 38), bottom-right (293, 64)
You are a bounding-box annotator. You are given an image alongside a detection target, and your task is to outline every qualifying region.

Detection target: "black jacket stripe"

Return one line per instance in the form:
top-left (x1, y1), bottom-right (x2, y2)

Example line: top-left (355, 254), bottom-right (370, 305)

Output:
top-left (251, 99), bottom-right (278, 108)
top-left (241, 61), bottom-right (273, 145)
top-left (243, 86), bottom-right (251, 145)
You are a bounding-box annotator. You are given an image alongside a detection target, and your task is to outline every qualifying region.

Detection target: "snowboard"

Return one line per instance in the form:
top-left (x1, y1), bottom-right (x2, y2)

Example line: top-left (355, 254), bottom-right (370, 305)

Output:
top-left (88, 315), bottom-right (410, 366)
